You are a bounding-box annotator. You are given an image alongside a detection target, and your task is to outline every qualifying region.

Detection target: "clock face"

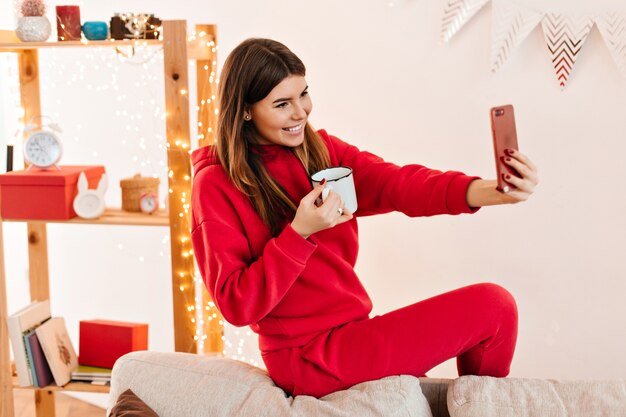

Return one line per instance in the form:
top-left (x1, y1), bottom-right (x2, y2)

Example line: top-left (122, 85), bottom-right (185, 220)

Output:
top-left (74, 193), bottom-right (105, 219)
top-left (24, 131), bottom-right (62, 169)
top-left (139, 193), bottom-right (158, 214)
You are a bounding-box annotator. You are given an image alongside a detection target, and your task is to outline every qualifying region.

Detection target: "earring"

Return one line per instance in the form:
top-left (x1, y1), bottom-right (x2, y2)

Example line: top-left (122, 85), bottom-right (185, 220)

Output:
top-left (244, 115), bottom-right (251, 121)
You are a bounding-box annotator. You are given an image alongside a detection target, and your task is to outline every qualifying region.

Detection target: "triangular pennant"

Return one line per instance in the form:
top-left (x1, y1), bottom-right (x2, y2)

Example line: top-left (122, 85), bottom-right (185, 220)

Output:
top-left (441, 0), bottom-right (490, 44)
top-left (541, 14), bottom-right (594, 89)
top-left (596, 12), bottom-right (626, 78)
top-left (490, 0), bottom-right (543, 73)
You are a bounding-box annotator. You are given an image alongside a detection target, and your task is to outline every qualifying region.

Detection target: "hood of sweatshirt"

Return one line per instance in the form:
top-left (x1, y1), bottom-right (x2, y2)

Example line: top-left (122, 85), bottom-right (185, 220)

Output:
top-left (191, 145), bottom-right (220, 175)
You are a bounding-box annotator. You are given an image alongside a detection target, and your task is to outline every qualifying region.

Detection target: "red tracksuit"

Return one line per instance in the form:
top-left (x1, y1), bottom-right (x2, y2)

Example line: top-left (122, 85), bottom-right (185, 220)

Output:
top-left (191, 130), bottom-right (518, 397)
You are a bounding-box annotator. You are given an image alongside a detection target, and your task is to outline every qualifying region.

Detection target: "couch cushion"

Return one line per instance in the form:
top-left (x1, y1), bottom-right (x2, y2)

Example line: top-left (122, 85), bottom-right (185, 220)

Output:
top-left (448, 375), bottom-right (626, 417)
top-left (107, 351), bottom-right (434, 417)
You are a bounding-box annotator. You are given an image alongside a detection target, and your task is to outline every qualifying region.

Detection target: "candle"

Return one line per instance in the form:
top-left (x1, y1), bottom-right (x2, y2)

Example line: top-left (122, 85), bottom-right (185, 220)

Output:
top-left (6, 145), bottom-right (13, 172)
top-left (56, 5), bottom-right (81, 41)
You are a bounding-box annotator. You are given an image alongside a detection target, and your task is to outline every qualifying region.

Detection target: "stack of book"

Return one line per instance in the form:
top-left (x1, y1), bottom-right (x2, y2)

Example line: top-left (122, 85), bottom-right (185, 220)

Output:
top-left (7, 300), bottom-right (79, 387)
top-left (70, 364), bottom-right (112, 385)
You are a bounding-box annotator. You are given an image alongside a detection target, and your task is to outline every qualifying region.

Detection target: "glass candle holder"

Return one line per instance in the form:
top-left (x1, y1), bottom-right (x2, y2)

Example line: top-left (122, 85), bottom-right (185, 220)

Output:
top-left (56, 5), bottom-right (81, 41)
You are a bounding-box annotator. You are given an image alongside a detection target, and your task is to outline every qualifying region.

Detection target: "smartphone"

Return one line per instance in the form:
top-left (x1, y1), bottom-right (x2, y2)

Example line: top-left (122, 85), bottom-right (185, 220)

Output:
top-left (490, 104), bottom-right (519, 193)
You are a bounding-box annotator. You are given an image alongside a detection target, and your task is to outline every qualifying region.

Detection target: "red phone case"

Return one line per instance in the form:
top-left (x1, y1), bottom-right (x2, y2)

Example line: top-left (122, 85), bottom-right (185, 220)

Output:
top-left (490, 104), bottom-right (519, 193)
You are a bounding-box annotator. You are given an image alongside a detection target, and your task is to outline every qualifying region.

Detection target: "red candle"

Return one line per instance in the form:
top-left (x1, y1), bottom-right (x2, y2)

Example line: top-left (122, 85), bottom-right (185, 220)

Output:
top-left (56, 5), bottom-right (81, 41)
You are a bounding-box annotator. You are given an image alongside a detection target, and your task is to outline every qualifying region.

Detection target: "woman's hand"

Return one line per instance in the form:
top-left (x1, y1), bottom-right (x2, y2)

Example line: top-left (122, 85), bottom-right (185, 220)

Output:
top-left (466, 149), bottom-right (539, 207)
top-left (291, 183), bottom-right (353, 239)
top-left (499, 148), bottom-right (539, 203)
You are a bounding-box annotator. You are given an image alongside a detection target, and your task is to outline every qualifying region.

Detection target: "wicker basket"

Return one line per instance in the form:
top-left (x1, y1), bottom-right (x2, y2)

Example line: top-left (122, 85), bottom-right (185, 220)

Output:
top-left (120, 174), bottom-right (160, 212)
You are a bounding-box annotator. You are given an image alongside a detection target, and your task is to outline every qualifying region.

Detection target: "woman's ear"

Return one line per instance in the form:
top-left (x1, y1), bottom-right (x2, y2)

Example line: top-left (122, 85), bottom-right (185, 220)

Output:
top-left (243, 107), bottom-right (252, 121)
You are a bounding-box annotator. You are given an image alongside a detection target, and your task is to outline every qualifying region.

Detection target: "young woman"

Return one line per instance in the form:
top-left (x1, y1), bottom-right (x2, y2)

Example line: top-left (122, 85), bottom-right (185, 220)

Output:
top-left (191, 38), bottom-right (538, 398)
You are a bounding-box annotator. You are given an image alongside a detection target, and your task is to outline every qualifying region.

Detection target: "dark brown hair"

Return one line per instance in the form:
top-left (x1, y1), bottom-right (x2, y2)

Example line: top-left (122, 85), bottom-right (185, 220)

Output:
top-left (216, 38), bottom-right (330, 235)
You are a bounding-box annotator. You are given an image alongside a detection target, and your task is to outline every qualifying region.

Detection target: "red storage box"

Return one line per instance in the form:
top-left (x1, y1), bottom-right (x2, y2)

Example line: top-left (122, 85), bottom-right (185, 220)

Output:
top-left (79, 320), bottom-right (148, 369)
top-left (0, 165), bottom-right (105, 220)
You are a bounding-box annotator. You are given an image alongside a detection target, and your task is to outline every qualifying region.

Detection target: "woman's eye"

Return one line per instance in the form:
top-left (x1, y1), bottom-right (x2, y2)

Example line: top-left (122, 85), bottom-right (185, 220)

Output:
top-left (301, 91), bottom-right (308, 97)
top-left (276, 102), bottom-right (288, 108)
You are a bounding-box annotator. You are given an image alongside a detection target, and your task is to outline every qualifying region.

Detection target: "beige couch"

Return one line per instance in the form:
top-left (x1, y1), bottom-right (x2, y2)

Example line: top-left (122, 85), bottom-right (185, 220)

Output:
top-left (107, 351), bottom-right (626, 417)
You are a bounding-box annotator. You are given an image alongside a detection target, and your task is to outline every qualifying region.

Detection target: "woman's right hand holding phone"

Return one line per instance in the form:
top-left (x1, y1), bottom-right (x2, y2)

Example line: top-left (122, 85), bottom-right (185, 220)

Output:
top-left (466, 149), bottom-right (539, 208)
top-left (291, 182), bottom-right (353, 239)
top-left (498, 148), bottom-right (539, 203)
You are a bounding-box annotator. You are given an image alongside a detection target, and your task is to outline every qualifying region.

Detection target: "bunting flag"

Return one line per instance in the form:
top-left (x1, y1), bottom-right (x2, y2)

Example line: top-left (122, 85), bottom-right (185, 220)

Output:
top-left (541, 14), bottom-right (594, 89)
top-left (596, 12), bottom-right (626, 78)
top-left (441, 0), bottom-right (489, 44)
top-left (490, 0), bottom-right (542, 73)
top-left (440, 0), bottom-right (626, 88)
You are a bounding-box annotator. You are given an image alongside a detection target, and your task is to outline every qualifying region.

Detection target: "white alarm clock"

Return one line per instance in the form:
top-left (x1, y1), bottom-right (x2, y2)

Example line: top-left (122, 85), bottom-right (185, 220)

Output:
top-left (23, 116), bottom-right (63, 170)
top-left (73, 172), bottom-right (108, 219)
top-left (139, 191), bottom-right (159, 214)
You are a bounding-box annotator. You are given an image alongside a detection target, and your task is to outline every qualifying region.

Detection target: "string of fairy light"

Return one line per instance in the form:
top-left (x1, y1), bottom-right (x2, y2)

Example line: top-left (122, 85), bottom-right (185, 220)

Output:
top-left (184, 30), bottom-right (258, 365)
top-left (3, 21), bottom-right (260, 366)
top-left (186, 29), bottom-right (218, 354)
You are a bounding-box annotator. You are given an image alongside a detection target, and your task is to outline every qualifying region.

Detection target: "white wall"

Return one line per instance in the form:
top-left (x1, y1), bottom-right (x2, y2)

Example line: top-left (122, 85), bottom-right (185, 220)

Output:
top-left (2, 0), bottom-right (626, 407)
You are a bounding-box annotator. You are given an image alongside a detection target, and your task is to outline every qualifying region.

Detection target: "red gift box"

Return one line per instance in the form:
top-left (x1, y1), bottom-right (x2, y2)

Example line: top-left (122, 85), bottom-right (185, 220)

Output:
top-left (79, 320), bottom-right (148, 369)
top-left (0, 166), bottom-right (105, 220)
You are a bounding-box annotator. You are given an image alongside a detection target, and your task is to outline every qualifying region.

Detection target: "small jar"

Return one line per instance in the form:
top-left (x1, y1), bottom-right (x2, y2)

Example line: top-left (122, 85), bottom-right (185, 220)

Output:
top-left (82, 21), bottom-right (108, 40)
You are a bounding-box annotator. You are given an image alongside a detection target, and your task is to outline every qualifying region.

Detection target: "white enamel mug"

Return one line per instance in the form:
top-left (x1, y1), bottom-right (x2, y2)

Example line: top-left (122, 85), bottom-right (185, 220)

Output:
top-left (310, 166), bottom-right (358, 213)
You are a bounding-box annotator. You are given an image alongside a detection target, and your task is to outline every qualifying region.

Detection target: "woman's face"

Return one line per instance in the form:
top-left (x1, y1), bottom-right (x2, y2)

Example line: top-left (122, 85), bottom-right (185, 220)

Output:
top-left (248, 75), bottom-right (312, 147)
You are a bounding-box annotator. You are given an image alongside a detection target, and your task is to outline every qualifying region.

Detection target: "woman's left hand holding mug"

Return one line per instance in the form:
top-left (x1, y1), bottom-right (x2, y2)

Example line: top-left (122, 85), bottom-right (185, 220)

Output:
top-left (291, 182), bottom-right (353, 239)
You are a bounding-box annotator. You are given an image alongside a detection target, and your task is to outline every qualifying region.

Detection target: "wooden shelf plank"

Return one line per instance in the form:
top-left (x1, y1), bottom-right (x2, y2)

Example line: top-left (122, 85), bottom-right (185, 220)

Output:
top-left (0, 36), bottom-right (162, 52)
top-left (1, 208), bottom-right (169, 226)
top-left (12, 377), bottom-right (110, 394)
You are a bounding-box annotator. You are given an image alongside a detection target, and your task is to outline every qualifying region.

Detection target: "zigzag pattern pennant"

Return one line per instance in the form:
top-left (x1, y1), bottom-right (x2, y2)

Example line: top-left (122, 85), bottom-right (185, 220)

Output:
top-left (541, 14), bottom-right (594, 89)
top-left (441, 0), bottom-right (490, 44)
top-left (490, 0), bottom-right (542, 73)
top-left (596, 12), bottom-right (626, 78)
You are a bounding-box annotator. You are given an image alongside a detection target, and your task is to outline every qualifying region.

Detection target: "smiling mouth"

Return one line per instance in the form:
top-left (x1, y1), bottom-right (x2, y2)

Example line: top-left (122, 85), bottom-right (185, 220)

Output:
top-left (282, 123), bottom-right (304, 133)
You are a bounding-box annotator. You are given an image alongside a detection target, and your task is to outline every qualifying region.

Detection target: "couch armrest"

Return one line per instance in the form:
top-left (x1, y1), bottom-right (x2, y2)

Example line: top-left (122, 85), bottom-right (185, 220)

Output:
top-left (107, 351), bottom-right (438, 417)
top-left (447, 376), bottom-right (626, 417)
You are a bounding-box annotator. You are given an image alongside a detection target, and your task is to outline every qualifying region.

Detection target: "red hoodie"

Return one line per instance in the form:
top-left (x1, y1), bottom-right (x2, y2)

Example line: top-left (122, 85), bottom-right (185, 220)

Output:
top-left (191, 130), bottom-right (479, 352)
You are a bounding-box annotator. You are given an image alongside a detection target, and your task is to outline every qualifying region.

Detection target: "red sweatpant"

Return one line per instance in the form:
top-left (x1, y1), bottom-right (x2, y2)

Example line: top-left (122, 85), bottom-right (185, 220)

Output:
top-left (262, 283), bottom-right (518, 397)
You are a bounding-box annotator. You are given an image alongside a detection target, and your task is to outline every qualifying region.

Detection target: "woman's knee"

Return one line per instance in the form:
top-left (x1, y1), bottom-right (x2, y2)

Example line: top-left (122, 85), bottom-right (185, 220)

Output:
top-left (470, 282), bottom-right (518, 322)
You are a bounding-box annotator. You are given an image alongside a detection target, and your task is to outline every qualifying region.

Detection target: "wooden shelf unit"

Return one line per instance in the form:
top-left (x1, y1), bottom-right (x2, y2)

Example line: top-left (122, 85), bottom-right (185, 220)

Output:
top-left (0, 21), bottom-right (222, 417)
